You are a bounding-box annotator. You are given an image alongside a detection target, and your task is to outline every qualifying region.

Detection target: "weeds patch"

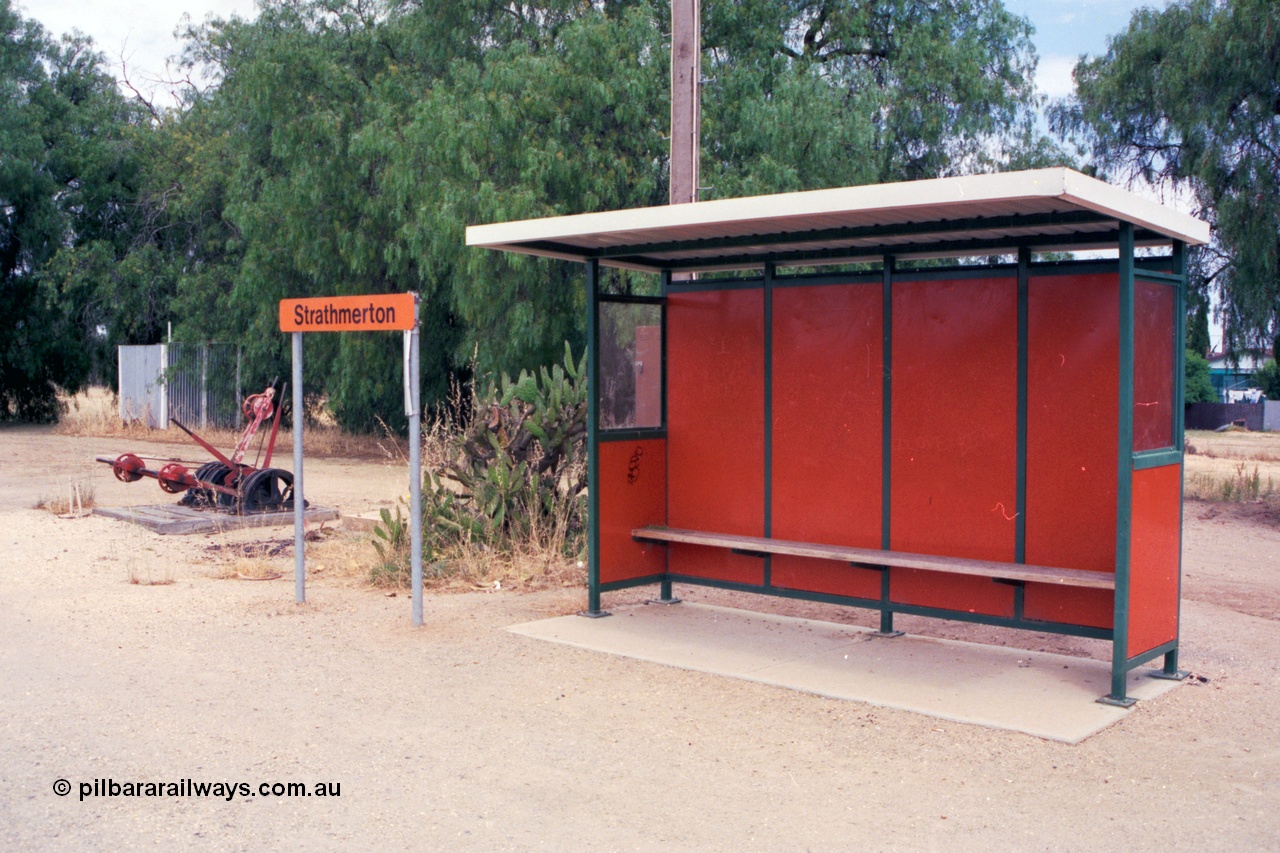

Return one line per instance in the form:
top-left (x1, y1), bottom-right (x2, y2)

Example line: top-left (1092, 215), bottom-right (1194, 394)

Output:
top-left (128, 564), bottom-right (175, 586)
top-left (36, 480), bottom-right (96, 517)
top-left (1186, 463), bottom-right (1278, 503)
top-left (369, 345), bottom-right (588, 592)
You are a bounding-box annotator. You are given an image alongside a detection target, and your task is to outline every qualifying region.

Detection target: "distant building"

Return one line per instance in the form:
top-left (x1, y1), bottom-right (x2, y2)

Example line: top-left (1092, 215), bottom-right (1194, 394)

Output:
top-left (1206, 348), bottom-right (1271, 402)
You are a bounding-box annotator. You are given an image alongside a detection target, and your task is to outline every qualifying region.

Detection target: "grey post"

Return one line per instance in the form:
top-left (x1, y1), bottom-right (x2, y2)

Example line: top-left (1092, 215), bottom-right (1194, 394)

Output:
top-left (408, 322), bottom-right (423, 626)
top-left (292, 331), bottom-right (305, 604)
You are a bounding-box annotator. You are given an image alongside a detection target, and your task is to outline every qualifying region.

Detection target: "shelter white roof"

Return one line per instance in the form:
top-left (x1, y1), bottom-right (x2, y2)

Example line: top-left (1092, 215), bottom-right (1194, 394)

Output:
top-left (465, 168), bottom-right (1210, 273)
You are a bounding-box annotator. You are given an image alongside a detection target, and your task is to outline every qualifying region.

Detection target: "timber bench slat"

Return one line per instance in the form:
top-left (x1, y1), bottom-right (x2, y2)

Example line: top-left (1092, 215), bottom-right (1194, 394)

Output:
top-left (631, 527), bottom-right (1116, 590)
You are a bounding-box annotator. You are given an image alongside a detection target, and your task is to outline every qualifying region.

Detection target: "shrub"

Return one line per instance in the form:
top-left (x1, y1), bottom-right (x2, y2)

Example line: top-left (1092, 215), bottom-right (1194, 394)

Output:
top-left (1256, 359), bottom-right (1280, 401)
top-left (371, 343), bottom-right (588, 586)
top-left (1185, 349), bottom-right (1217, 403)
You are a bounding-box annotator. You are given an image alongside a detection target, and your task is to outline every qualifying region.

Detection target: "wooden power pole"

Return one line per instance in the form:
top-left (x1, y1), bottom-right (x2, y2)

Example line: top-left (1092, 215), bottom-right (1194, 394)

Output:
top-left (670, 0), bottom-right (700, 207)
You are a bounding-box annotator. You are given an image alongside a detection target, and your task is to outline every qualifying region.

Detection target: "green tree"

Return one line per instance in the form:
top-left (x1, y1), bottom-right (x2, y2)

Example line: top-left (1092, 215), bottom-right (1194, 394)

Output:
top-left (1052, 0), bottom-right (1280, 359)
top-left (126, 0), bottom-right (1059, 431)
top-left (1, 1), bottom-right (144, 419)
top-left (1186, 284), bottom-right (1212, 356)
top-left (1256, 359), bottom-right (1280, 401)
top-left (701, 0), bottom-right (1066, 197)
top-left (167, 0), bottom-right (468, 433)
top-left (1184, 349), bottom-right (1216, 403)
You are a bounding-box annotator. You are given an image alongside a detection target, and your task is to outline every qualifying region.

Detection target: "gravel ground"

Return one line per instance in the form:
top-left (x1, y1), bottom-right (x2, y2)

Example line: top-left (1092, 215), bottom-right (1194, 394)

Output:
top-left (1, 428), bottom-right (1278, 850)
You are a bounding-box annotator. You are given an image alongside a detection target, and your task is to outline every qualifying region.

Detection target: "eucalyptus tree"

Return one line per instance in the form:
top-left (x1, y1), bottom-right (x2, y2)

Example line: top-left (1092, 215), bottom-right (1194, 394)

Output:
top-left (1, 0), bottom-right (145, 419)
top-left (1053, 0), bottom-right (1280, 357)
top-left (162, 0), bottom-right (1060, 429)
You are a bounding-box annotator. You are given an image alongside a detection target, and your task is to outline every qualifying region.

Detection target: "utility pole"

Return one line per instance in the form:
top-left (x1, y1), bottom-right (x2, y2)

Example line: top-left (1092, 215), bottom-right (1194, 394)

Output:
top-left (670, 0), bottom-right (700, 208)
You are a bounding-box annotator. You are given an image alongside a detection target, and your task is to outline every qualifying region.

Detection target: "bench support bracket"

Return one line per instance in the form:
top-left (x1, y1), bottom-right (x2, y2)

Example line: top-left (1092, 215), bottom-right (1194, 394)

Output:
top-left (647, 577), bottom-right (682, 606)
top-left (854, 563), bottom-right (904, 637)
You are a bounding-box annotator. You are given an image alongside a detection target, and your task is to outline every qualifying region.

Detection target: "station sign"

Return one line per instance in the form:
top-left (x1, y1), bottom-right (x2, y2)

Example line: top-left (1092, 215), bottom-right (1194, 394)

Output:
top-left (279, 293), bottom-right (417, 332)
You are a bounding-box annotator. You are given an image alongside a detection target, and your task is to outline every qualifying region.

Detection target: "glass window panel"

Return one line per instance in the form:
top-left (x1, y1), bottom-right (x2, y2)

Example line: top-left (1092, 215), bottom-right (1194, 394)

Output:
top-left (599, 302), bottom-right (662, 430)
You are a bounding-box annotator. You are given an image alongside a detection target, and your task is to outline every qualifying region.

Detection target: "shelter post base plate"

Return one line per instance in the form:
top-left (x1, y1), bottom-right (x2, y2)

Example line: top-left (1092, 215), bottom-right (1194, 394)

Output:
top-left (1149, 669), bottom-right (1189, 681)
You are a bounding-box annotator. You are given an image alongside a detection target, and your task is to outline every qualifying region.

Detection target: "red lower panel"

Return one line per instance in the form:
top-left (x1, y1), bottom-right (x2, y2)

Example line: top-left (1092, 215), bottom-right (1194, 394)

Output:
top-left (1127, 463), bottom-right (1182, 655)
top-left (889, 277), bottom-right (1017, 616)
top-left (771, 284), bottom-right (883, 550)
top-left (1023, 584), bottom-right (1113, 630)
top-left (597, 439), bottom-right (667, 585)
top-left (668, 543), bottom-right (765, 586)
top-left (890, 570), bottom-right (1016, 617)
top-left (771, 555), bottom-right (881, 599)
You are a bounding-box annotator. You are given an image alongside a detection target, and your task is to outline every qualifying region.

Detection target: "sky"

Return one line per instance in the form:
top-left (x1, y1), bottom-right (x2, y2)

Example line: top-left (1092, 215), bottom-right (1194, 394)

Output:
top-left (22, 0), bottom-right (258, 105)
top-left (24, 0), bottom-right (1169, 106)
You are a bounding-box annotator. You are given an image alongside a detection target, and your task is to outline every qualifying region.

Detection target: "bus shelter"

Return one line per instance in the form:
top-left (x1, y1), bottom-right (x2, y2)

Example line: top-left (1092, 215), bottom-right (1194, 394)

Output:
top-left (467, 168), bottom-right (1210, 705)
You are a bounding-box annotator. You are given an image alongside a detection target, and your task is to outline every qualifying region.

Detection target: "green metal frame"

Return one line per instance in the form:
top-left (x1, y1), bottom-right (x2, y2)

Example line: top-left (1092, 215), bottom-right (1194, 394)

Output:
top-left (584, 258), bottom-right (606, 617)
top-left (762, 263), bottom-right (775, 591)
top-left (1016, 248), bottom-right (1031, 565)
top-left (584, 230), bottom-right (1188, 705)
top-left (879, 258), bottom-right (896, 635)
top-left (1104, 223), bottom-right (1138, 705)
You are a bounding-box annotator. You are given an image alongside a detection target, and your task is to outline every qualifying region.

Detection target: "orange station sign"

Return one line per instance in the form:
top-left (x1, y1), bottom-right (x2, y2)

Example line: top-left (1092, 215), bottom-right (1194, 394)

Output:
top-left (279, 293), bottom-right (417, 332)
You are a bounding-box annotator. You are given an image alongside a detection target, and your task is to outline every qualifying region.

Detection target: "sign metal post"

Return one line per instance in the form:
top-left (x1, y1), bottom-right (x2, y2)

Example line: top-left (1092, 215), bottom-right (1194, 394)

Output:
top-left (293, 331), bottom-right (305, 603)
top-left (279, 292), bottom-right (421, 621)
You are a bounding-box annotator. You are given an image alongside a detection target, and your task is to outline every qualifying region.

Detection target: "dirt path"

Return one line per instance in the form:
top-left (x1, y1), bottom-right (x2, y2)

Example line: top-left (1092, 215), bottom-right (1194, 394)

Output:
top-left (1, 428), bottom-right (1278, 850)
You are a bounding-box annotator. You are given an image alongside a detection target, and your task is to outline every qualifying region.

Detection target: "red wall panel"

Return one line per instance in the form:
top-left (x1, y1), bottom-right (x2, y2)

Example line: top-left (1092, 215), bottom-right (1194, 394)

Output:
top-left (1127, 463), bottom-right (1182, 655)
top-left (1025, 584), bottom-right (1114, 630)
top-left (1133, 282), bottom-right (1176, 451)
top-left (771, 284), bottom-right (882, 598)
top-left (889, 277), bottom-right (1018, 616)
top-left (666, 289), bottom-right (765, 585)
top-left (1023, 273), bottom-right (1118, 628)
top-left (771, 557), bottom-right (883, 600)
top-left (597, 439), bottom-right (667, 584)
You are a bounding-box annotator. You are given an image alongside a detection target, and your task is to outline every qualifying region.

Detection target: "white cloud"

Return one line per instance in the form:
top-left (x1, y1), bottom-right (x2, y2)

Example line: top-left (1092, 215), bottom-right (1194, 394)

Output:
top-left (20, 1), bottom-right (258, 107)
top-left (1036, 55), bottom-right (1080, 101)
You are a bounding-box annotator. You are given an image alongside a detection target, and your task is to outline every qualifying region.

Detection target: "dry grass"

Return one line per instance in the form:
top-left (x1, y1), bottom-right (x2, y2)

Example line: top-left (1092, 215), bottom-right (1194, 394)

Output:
top-left (194, 522), bottom-right (376, 584)
top-left (1185, 429), bottom-right (1280, 504)
top-left (365, 489), bottom-right (586, 594)
top-left (35, 480), bottom-right (96, 517)
top-left (1185, 429), bottom-right (1280, 462)
top-left (362, 368), bottom-right (587, 594)
top-left (54, 386), bottom-right (406, 461)
top-left (128, 564), bottom-right (175, 586)
top-left (226, 558), bottom-right (283, 581)
top-left (304, 525), bottom-right (388, 586)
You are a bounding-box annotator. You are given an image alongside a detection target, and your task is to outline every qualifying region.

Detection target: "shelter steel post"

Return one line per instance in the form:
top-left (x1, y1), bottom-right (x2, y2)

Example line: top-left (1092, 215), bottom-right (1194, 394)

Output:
top-left (654, 270), bottom-right (679, 605)
top-left (409, 324), bottom-right (423, 626)
top-left (1102, 222), bottom-right (1136, 707)
top-left (1153, 240), bottom-right (1190, 681)
top-left (876, 256), bottom-right (902, 637)
top-left (582, 258), bottom-right (609, 617)
top-left (292, 331), bottom-right (305, 604)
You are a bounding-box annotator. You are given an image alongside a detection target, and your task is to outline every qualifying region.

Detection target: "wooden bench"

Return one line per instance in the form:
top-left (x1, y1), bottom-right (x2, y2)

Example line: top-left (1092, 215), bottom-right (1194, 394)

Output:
top-left (631, 527), bottom-right (1115, 590)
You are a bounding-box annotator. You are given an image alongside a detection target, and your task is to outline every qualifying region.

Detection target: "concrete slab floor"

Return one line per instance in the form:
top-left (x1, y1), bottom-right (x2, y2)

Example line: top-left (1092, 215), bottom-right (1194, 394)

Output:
top-left (508, 602), bottom-right (1181, 744)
